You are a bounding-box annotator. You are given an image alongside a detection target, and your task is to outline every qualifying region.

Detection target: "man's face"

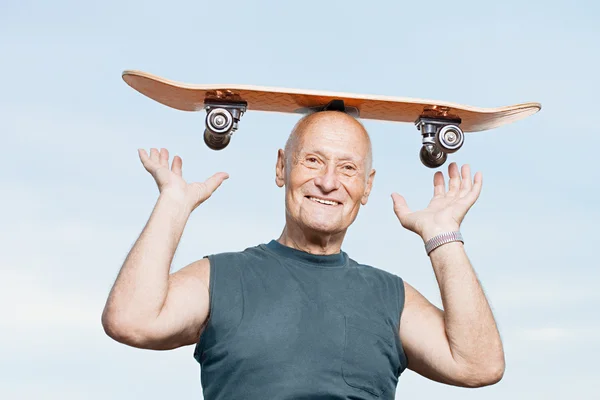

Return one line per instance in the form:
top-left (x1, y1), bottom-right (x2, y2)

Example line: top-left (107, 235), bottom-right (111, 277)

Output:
top-left (276, 112), bottom-right (375, 235)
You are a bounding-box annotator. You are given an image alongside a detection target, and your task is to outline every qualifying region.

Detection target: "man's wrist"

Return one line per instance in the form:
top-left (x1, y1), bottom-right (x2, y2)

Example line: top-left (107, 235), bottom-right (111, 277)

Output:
top-left (420, 225), bottom-right (460, 242)
top-left (424, 231), bottom-right (464, 255)
top-left (157, 190), bottom-right (194, 217)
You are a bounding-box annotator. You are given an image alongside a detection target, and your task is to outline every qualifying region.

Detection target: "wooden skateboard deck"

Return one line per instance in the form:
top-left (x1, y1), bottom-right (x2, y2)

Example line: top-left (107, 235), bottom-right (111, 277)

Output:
top-left (122, 70), bottom-right (541, 167)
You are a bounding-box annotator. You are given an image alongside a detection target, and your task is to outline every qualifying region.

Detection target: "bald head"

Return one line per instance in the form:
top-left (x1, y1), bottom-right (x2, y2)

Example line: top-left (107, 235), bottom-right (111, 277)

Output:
top-left (284, 111), bottom-right (373, 173)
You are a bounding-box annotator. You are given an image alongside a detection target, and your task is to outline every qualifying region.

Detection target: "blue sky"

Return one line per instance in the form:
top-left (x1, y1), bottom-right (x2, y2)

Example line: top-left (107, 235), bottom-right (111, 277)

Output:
top-left (1, 0), bottom-right (599, 398)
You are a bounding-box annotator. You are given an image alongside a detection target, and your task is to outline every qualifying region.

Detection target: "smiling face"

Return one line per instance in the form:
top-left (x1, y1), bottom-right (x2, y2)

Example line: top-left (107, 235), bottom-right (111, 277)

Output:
top-left (276, 111), bottom-right (376, 238)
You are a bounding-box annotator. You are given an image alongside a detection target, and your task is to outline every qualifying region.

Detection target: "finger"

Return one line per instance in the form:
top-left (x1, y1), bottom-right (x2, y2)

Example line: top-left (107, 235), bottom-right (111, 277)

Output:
top-left (171, 155), bottom-right (182, 176)
top-left (138, 148), bottom-right (148, 163)
top-left (433, 171), bottom-right (445, 197)
top-left (138, 149), bottom-right (152, 171)
top-left (464, 171), bottom-right (483, 204)
top-left (447, 162), bottom-right (461, 195)
top-left (150, 148), bottom-right (160, 163)
top-left (391, 193), bottom-right (412, 220)
top-left (459, 164), bottom-right (472, 195)
top-left (471, 171), bottom-right (483, 200)
top-left (159, 148), bottom-right (170, 168)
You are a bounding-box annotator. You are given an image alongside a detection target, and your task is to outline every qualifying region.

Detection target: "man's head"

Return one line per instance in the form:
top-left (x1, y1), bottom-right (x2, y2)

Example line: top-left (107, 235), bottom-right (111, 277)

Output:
top-left (275, 111), bottom-right (376, 237)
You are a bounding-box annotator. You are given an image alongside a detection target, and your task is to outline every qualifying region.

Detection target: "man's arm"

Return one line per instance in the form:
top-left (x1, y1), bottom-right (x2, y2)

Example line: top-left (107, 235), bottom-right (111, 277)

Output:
top-left (392, 162), bottom-right (504, 387)
top-left (101, 193), bottom-right (210, 350)
top-left (101, 148), bottom-right (227, 350)
top-left (399, 243), bottom-right (504, 387)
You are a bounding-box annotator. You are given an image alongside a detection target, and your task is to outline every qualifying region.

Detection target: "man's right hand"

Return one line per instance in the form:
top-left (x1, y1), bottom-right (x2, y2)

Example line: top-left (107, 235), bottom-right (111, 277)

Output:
top-left (138, 147), bottom-right (229, 211)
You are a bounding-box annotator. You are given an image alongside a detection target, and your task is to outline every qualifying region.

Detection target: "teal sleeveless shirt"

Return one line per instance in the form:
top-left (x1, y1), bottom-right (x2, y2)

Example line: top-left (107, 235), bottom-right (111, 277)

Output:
top-left (193, 240), bottom-right (408, 399)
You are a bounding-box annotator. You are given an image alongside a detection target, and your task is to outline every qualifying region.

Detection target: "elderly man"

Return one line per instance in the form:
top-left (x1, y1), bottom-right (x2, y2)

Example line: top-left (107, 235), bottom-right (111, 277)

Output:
top-left (102, 110), bottom-right (504, 399)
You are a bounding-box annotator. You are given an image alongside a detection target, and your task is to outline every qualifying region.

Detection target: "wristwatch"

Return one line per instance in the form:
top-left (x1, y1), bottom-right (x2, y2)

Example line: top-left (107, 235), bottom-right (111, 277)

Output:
top-left (424, 231), bottom-right (464, 255)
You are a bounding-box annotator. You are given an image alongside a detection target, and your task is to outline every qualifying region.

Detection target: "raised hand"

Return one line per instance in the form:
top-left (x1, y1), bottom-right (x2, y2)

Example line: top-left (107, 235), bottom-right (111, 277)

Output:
top-left (138, 148), bottom-right (229, 211)
top-left (391, 162), bottom-right (482, 241)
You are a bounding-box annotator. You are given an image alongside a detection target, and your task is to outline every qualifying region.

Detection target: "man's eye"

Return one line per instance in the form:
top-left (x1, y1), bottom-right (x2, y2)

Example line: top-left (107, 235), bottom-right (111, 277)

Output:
top-left (307, 157), bottom-right (318, 163)
top-left (344, 165), bottom-right (356, 171)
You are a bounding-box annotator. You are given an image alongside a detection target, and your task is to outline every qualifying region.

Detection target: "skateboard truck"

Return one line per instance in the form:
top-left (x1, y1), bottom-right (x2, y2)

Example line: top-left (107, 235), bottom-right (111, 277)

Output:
top-left (203, 101), bottom-right (247, 150)
top-left (415, 117), bottom-right (464, 168)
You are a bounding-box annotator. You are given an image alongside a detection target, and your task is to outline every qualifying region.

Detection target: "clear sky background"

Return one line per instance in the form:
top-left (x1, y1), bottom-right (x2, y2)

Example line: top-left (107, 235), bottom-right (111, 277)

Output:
top-left (1, 0), bottom-right (599, 399)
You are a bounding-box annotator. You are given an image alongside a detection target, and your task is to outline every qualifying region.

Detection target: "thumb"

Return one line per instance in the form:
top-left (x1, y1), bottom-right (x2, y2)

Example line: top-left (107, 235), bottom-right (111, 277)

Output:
top-left (204, 172), bottom-right (229, 192)
top-left (193, 172), bottom-right (229, 203)
top-left (204, 172), bottom-right (229, 196)
top-left (391, 193), bottom-right (412, 220)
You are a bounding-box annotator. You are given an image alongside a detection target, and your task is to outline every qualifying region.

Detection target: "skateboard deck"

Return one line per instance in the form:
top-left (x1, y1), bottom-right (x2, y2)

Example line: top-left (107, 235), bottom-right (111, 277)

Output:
top-left (122, 70), bottom-right (541, 167)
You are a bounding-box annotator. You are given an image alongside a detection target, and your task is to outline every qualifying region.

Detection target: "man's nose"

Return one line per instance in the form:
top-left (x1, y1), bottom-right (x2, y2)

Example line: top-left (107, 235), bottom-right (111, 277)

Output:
top-left (313, 164), bottom-right (341, 192)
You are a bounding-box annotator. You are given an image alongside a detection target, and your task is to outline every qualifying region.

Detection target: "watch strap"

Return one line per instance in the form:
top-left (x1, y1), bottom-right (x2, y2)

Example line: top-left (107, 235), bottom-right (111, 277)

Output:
top-left (425, 231), bottom-right (464, 255)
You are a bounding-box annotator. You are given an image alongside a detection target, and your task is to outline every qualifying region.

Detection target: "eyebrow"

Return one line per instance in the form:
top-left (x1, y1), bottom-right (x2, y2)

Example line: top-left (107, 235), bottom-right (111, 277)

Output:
top-left (304, 149), bottom-right (362, 164)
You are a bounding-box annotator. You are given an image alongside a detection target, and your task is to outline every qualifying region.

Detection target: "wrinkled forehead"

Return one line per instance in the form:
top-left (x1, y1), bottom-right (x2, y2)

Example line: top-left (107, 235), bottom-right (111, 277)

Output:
top-left (286, 111), bottom-right (372, 165)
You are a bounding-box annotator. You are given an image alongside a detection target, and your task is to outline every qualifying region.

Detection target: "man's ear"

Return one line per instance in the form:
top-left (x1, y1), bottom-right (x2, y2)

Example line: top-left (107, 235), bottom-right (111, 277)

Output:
top-left (361, 169), bottom-right (376, 205)
top-left (275, 149), bottom-right (285, 187)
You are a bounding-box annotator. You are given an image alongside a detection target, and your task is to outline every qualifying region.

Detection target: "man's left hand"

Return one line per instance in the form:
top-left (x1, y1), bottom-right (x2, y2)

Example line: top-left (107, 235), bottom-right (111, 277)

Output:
top-left (391, 162), bottom-right (483, 242)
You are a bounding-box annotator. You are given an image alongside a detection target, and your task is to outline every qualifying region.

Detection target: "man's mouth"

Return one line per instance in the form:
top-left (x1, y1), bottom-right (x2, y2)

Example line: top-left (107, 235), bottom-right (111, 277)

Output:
top-left (307, 196), bottom-right (340, 206)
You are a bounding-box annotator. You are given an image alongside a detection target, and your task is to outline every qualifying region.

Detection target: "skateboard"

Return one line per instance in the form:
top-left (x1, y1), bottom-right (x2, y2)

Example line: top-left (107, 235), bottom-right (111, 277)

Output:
top-left (122, 70), bottom-right (541, 168)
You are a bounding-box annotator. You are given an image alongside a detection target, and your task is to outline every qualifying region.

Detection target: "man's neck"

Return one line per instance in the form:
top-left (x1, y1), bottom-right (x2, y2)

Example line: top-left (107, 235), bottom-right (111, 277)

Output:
top-left (276, 223), bottom-right (346, 255)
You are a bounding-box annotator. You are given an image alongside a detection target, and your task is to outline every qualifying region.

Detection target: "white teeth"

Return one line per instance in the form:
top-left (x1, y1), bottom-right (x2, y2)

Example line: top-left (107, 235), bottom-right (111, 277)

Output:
top-left (309, 197), bottom-right (338, 206)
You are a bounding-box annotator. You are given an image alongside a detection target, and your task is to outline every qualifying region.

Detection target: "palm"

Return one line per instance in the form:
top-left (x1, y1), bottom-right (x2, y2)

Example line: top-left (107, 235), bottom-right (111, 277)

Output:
top-left (392, 163), bottom-right (482, 241)
top-left (152, 159), bottom-right (188, 193)
top-left (138, 148), bottom-right (228, 210)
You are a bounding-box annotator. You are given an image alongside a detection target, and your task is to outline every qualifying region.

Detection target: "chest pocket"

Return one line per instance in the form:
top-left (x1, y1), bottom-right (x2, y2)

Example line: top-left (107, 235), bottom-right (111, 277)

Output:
top-left (341, 315), bottom-right (399, 397)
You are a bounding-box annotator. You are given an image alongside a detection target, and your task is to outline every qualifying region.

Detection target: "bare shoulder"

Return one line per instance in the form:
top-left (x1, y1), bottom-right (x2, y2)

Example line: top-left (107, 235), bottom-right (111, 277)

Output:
top-left (402, 280), bottom-right (443, 320)
top-left (170, 257), bottom-right (211, 293)
top-left (167, 257), bottom-right (212, 321)
top-left (403, 281), bottom-right (431, 307)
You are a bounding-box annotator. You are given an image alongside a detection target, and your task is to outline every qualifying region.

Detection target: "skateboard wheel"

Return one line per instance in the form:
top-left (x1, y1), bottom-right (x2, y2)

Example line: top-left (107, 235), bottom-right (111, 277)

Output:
top-left (204, 129), bottom-right (231, 150)
top-left (206, 108), bottom-right (234, 134)
top-left (436, 125), bottom-right (464, 153)
top-left (419, 145), bottom-right (447, 168)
